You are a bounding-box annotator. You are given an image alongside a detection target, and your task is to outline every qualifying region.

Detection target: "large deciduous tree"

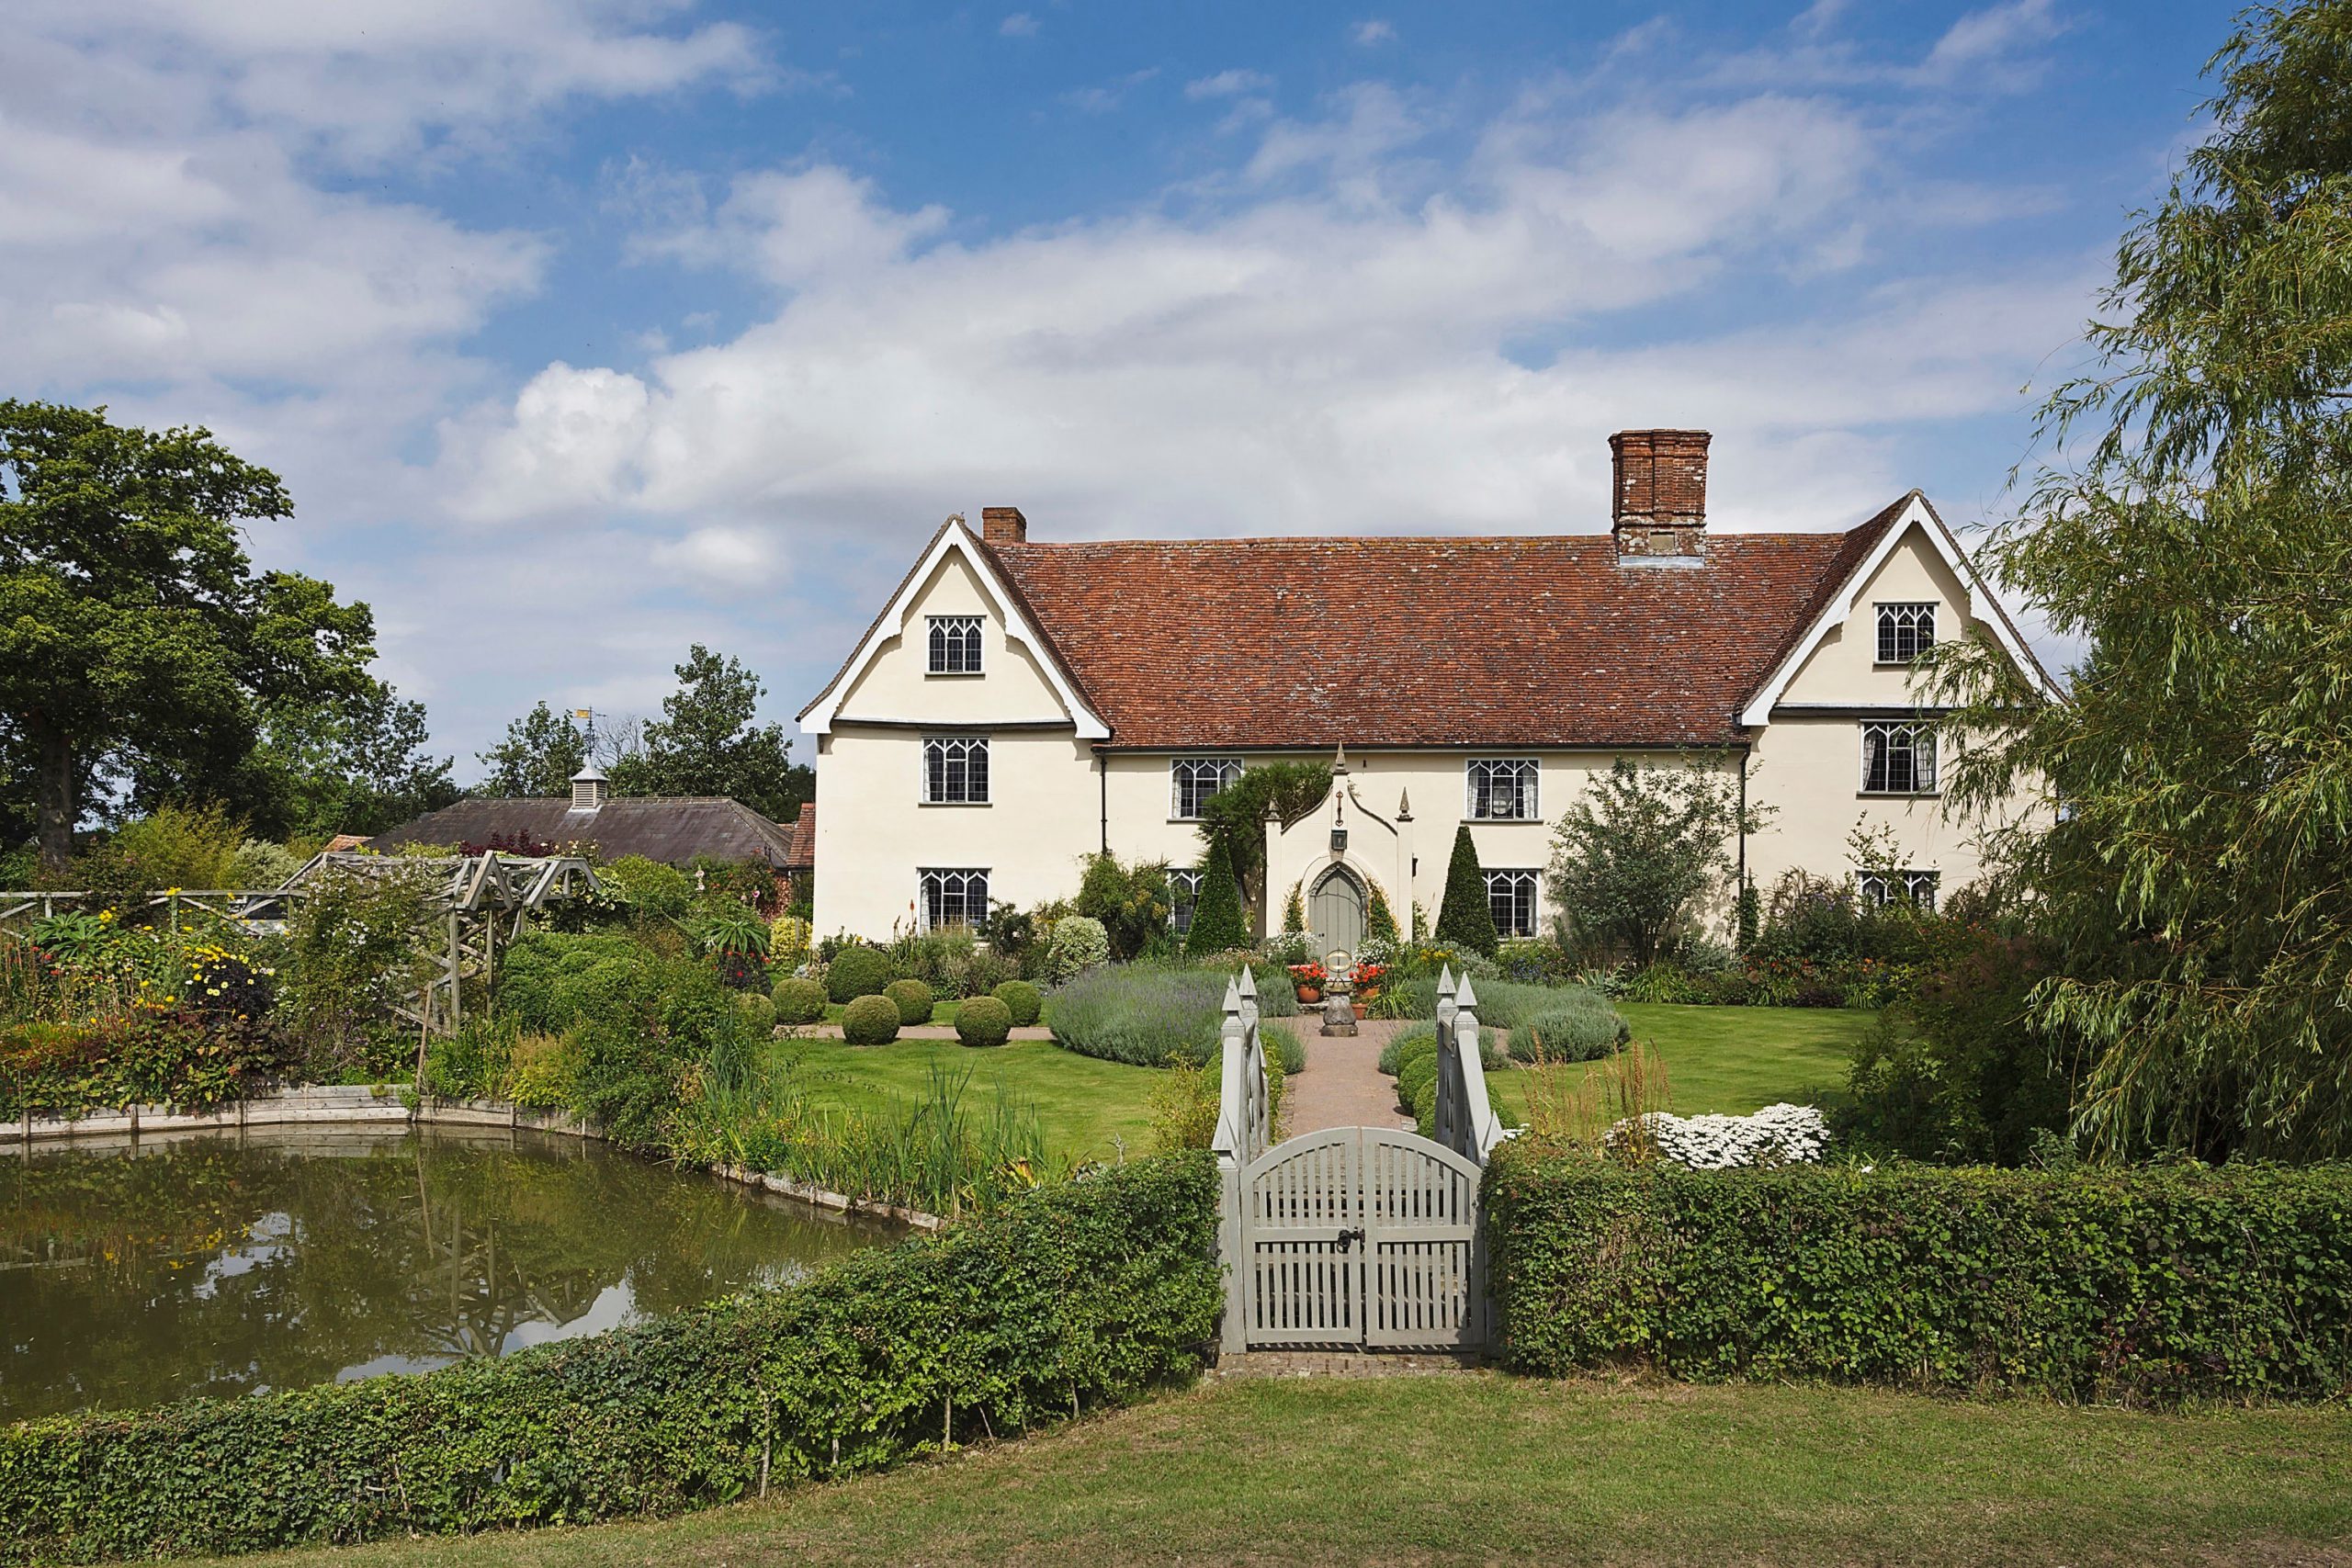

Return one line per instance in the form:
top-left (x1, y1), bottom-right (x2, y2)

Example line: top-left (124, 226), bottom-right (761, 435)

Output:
top-left (475, 702), bottom-right (591, 799)
top-left (1935, 1), bottom-right (2352, 1159)
top-left (609, 646), bottom-right (809, 822)
top-left (0, 402), bottom-right (377, 874)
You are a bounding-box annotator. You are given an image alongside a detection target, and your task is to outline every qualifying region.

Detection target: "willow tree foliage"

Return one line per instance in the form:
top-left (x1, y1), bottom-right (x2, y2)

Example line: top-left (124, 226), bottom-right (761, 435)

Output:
top-left (1935, 2), bottom-right (2352, 1159)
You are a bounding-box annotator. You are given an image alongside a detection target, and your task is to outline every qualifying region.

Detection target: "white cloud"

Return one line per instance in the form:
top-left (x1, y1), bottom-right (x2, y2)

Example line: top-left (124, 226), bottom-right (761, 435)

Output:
top-left (10, 0), bottom-right (768, 165)
top-left (1062, 68), bottom-right (1161, 115)
top-left (447, 85), bottom-right (2086, 568)
top-left (1920, 0), bottom-right (2066, 83)
top-left (636, 165), bottom-right (950, 288)
top-left (1000, 12), bottom-right (1039, 38)
top-left (1351, 19), bottom-right (1396, 47)
top-left (1188, 69), bottom-right (1274, 99)
top-left (652, 525), bottom-right (786, 593)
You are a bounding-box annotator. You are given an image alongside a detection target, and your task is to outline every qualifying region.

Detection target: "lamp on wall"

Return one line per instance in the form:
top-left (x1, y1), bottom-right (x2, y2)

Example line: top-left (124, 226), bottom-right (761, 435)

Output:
top-left (1330, 828), bottom-right (1348, 855)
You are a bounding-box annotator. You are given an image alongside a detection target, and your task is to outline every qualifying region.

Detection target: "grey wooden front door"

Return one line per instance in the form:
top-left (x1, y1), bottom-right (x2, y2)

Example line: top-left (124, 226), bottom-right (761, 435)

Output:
top-left (1309, 868), bottom-right (1364, 958)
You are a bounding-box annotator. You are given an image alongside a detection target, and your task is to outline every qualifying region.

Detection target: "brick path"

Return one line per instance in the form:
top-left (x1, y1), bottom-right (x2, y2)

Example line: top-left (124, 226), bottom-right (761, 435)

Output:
top-left (1283, 1017), bottom-right (1416, 1135)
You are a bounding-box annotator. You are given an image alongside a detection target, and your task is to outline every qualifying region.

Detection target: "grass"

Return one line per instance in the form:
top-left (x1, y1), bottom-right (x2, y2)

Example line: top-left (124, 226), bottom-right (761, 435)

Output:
top-left (774, 1036), bottom-right (1157, 1164)
top-left (201, 1374), bottom-right (2352, 1568)
top-left (1487, 1002), bottom-right (1872, 1123)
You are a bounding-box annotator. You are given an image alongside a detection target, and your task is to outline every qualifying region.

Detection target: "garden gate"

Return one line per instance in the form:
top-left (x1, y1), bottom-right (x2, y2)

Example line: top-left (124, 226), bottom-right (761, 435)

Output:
top-left (1212, 968), bottom-right (1507, 1352)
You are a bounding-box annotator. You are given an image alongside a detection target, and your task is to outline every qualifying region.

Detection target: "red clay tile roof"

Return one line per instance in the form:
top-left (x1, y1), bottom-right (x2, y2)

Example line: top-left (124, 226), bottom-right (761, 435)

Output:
top-left (368, 796), bottom-right (797, 866)
top-left (976, 505), bottom-right (1912, 750)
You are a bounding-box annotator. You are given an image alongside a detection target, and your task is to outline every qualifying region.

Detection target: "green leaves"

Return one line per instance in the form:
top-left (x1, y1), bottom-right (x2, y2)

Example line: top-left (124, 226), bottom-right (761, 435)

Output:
top-left (1933, 5), bottom-right (2352, 1160)
top-left (1486, 1147), bottom-right (2352, 1404)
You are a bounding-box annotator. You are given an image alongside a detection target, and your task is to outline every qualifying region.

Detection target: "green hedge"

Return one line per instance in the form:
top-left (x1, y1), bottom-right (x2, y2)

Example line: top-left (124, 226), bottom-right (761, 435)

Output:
top-left (0, 1155), bottom-right (1221, 1564)
top-left (1485, 1147), bottom-right (2352, 1404)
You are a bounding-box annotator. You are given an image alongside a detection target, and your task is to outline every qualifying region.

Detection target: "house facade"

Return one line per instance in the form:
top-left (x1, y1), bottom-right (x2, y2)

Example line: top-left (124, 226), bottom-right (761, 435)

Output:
top-left (798, 430), bottom-right (2054, 953)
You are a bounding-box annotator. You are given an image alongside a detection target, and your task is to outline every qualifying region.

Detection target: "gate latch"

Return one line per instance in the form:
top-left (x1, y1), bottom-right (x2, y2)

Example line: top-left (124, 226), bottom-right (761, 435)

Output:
top-left (1334, 1226), bottom-right (1365, 1251)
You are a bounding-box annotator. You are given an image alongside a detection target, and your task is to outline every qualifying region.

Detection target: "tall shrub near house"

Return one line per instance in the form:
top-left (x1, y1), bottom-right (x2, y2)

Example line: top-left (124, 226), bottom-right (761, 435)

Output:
top-left (1433, 824), bottom-right (1498, 956)
top-left (1182, 838), bottom-right (1250, 956)
top-left (1075, 852), bottom-right (1173, 961)
top-left (1544, 758), bottom-right (1751, 967)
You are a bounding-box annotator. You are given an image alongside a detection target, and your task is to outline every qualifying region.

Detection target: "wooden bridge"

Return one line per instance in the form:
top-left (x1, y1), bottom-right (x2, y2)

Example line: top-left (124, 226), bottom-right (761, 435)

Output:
top-left (1212, 967), bottom-right (1505, 1354)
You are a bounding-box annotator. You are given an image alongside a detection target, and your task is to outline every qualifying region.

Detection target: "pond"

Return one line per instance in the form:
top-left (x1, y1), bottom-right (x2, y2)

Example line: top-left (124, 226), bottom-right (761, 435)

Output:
top-left (0, 1127), bottom-right (897, 1422)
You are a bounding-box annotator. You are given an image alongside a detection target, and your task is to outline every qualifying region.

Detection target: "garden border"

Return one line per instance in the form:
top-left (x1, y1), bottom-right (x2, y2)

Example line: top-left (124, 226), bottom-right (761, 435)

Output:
top-left (3, 1085), bottom-right (945, 1232)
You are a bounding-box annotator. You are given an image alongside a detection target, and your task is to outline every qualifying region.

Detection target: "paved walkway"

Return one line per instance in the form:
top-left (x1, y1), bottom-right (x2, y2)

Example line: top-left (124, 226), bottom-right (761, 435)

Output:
top-left (1283, 1017), bottom-right (1416, 1135)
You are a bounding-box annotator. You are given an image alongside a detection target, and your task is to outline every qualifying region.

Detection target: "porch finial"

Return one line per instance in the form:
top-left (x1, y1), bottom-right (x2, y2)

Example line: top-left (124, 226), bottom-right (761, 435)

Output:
top-left (1397, 787), bottom-right (1412, 821)
top-left (1331, 741), bottom-right (1350, 775)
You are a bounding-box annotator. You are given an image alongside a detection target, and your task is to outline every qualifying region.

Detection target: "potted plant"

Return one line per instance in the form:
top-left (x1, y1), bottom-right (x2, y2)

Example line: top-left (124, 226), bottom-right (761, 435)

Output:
top-left (1351, 961), bottom-right (1385, 1010)
top-left (1288, 962), bottom-right (1328, 1004)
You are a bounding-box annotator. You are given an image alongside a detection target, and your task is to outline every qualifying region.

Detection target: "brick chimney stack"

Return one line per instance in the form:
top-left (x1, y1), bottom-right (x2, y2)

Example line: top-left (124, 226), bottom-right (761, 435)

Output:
top-left (1610, 429), bottom-right (1710, 560)
top-left (980, 506), bottom-right (1028, 545)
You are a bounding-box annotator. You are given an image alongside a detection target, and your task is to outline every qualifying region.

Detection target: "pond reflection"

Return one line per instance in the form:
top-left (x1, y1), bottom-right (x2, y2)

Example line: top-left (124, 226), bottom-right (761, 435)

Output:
top-left (0, 1127), bottom-right (893, 1421)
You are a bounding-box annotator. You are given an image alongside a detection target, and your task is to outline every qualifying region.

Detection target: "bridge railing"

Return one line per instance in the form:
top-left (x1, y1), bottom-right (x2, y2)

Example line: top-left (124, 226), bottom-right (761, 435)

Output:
top-left (1433, 965), bottom-right (1506, 1165)
top-left (1212, 967), bottom-right (1268, 1353)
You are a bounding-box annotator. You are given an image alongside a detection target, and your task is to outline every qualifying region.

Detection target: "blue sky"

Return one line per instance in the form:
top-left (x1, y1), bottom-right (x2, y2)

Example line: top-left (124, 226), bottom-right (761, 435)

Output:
top-left (8, 1), bottom-right (2227, 783)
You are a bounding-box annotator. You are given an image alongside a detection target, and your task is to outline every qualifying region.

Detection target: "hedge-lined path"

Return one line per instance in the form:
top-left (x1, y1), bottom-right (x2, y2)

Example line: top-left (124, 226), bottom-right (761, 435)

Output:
top-left (1283, 1018), bottom-right (1416, 1135)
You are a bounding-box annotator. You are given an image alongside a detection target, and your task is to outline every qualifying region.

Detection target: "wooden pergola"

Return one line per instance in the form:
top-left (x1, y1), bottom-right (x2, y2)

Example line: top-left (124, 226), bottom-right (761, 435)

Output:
top-left (0, 852), bottom-right (601, 1038)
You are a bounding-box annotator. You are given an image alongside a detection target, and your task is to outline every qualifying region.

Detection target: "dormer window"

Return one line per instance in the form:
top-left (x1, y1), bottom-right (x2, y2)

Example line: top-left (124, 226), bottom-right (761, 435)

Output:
top-left (1875, 603), bottom-right (1936, 664)
top-left (928, 615), bottom-right (983, 674)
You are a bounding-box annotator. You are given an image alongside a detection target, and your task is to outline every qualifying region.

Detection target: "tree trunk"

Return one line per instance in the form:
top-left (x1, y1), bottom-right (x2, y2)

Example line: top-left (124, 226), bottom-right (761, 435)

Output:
top-left (29, 714), bottom-right (74, 877)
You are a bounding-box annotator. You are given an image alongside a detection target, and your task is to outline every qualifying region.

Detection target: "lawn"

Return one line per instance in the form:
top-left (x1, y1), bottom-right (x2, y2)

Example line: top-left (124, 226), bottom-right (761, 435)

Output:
top-left (1486, 1002), bottom-right (1872, 1123)
top-left (203, 1375), bottom-right (2352, 1568)
top-left (775, 1036), bottom-right (1158, 1165)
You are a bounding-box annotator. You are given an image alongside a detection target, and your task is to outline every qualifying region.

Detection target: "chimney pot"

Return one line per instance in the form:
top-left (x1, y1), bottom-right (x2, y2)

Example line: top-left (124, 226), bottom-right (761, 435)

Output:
top-left (1610, 429), bottom-right (1711, 560)
top-left (980, 506), bottom-right (1028, 545)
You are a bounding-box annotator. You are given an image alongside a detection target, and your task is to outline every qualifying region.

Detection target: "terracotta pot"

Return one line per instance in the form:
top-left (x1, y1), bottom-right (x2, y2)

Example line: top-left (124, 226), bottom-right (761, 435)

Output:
top-left (1351, 1003), bottom-right (1367, 1021)
top-left (1358, 985), bottom-right (1381, 1005)
top-left (1296, 986), bottom-right (1321, 1003)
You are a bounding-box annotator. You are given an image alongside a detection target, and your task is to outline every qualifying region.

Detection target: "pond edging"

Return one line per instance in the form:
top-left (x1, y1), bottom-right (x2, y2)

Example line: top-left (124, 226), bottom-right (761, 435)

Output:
top-left (6, 1085), bottom-right (945, 1232)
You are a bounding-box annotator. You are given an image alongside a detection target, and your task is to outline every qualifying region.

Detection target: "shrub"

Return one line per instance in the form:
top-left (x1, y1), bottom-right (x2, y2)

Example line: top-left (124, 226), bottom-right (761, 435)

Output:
top-left (1262, 1021), bottom-right (1306, 1076)
top-left (1043, 916), bottom-right (1110, 981)
top-left (0, 1156), bottom-right (1222, 1563)
top-left (1396, 1051), bottom-right (1440, 1115)
top-left (1045, 966), bottom-right (1228, 1067)
top-left (1385, 975), bottom-right (1619, 1036)
top-left (1515, 1000), bottom-right (1628, 1064)
top-left (825, 945), bottom-right (891, 1003)
top-left (771, 976), bottom-right (828, 1025)
top-left (841, 994), bottom-right (901, 1045)
top-left (599, 855), bottom-right (695, 922)
top-left (884, 978), bottom-right (935, 1026)
top-left (1377, 1023), bottom-right (1502, 1076)
top-left (768, 913), bottom-right (811, 966)
top-left (993, 979), bottom-right (1043, 1028)
top-left (1484, 1148), bottom-right (2352, 1404)
top-left (1075, 852), bottom-right (1173, 961)
top-left (506, 1031), bottom-right (577, 1108)
top-left (1432, 825), bottom-right (1498, 956)
top-left (1181, 838), bottom-right (1250, 957)
top-left (737, 991), bottom-right (777, 1037)
top-left (955, 995), bottom-right (1014, 1048)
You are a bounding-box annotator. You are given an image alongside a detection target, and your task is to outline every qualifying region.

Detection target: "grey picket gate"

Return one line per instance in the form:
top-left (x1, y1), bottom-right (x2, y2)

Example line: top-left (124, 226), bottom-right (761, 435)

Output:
top-left (1214, 966), bottom-right (1504, 1353)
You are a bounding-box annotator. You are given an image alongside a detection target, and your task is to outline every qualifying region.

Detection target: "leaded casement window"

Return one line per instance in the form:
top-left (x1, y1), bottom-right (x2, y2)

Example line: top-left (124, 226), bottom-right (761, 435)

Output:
top-left (919, 868), bottom-right (989, 930)
top-left (1875, 603), bottom-right (1936, 664)
top-left (927, 615), bottom-right (983, 674)
top-left (1857, 869), bottom-right (1939, 912)
top-left (1169, 868), bottom-right (1204, 934)
top-left (1860, 722), bottom-right (1937, 795)
top-left (1170, 756), bottom-right (1243, 819)
top-left (922, 736), bottom-right (989, 804)
top-left (1484, 869), bottom-right (1539, 939)
top-left (1466, 758), bottom-right (1539, 821)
